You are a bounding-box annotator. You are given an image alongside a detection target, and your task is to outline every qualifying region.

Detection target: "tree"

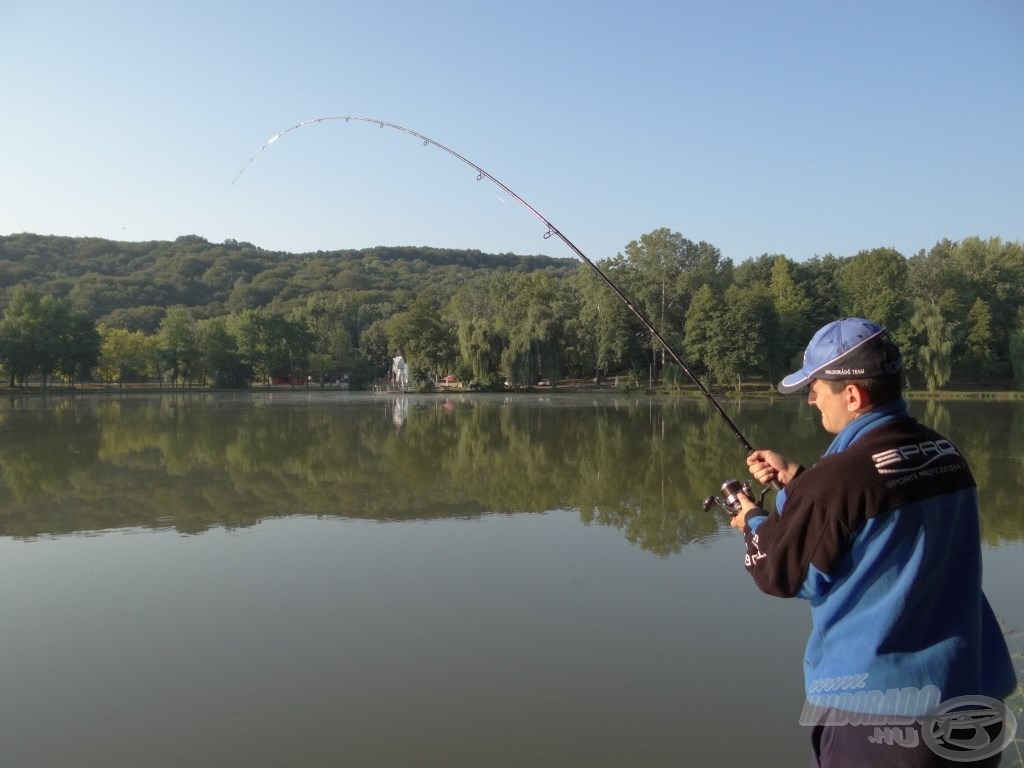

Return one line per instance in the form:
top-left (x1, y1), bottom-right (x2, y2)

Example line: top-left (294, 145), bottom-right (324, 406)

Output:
top-left (54, 311), bottom-right (101, 386)
top-left (197, 317), bottom-right (246, 388)
top-left (259, 312), bottom-right (313, 382)
top-left (908, 299), bottom-right (952, 391)
top-left (683, 285), bottom-right (726, 385)
top-left (456, 319), bottom-right (505, 386)
top-left (906, 241), bottom-right (961, 316)
top-left (616, 228), bottom-right (728, 368)
top-left (732, 253), bottom-right (778, 289)
top-left (964, 297), bottom-right (994, 377)
top-left (684, 284), bottom-right (774, 390)
top-left (568, 265), bottom-right (635, 382)
top-left (793, 254), bottom-right (844, 329)
top-left (358, 320), bottom-right (393, 383)
top-left (228, 310), bottom-right (265, 383)
top-left (837, 247), bottom-right (909, 331)
top-left (950, 237), bottom-right (1024, 378)
top-left (383, 294), bottom-right (457, 383)
top-left (0, 286), bottom-right (46, 386)
top-left (3, 232), bottom-right (1023, 391)
top-left (98, 327), bottom-right (156, 385)
top-left (225, 309), bottom-right (312, 384)
top-left (0, 287), bottom-right (99, 387)
top-left (502, 298), bottom-right (564, 388)
top-left (446, 277), bottom-right (507, 387)
top-left (158, 306), bottom-right (199, 387)
top-left (721, 285), bottom-right (775, 390)
top-left (767, 256), bottom-right (812, 380)
top-left (38, 298), bottom-right (73, 385)
top-left (904, 238), bottom-right (1024, 381)
top-left (486, 272), bottom-right (573, 388)
top-left (292, 294), bottom-right (355, 386)
top-left (1010, 331), bottom-right (1024, 391)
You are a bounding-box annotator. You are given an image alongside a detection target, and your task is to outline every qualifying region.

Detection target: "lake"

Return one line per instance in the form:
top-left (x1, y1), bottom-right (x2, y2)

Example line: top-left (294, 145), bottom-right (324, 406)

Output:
top-left (0, 391), bottom-right (1021, 767)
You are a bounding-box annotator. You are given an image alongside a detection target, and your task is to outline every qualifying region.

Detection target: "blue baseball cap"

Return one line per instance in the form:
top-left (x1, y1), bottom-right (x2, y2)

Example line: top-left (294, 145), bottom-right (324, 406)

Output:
top-left (778, 318), bottom-right (903, 394)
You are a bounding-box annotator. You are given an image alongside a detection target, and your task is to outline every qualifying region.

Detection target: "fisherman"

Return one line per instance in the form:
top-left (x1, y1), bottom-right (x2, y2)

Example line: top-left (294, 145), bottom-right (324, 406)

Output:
top-left (731, 318), bottom-right (1017, 767)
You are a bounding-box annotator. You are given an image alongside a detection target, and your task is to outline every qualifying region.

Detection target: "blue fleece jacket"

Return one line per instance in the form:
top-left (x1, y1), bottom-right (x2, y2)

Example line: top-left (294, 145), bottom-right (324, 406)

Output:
top-left (742, 399), bottom-right (1016, 717)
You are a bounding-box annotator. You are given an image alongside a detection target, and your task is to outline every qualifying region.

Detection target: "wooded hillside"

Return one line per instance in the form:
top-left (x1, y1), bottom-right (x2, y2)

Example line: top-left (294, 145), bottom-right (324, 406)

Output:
top-left (0, 233), bottom-right (573, 333)
top-left (1, 231), bottom-right (1022, 392)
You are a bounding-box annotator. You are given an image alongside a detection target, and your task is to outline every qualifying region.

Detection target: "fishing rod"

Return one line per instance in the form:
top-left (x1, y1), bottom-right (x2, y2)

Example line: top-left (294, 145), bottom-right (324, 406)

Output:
top-left (234, 115), bottom-right (773, 476)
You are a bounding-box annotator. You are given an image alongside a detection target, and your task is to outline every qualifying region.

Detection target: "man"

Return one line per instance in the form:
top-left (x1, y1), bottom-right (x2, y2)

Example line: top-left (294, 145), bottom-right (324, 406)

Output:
top-left (731, 318), bottom-right (1017, 767)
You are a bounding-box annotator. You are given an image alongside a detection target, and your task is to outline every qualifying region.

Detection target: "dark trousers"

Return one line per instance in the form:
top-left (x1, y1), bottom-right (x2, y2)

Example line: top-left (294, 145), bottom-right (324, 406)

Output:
top-left (810, 720), bottom-right (1008, 767)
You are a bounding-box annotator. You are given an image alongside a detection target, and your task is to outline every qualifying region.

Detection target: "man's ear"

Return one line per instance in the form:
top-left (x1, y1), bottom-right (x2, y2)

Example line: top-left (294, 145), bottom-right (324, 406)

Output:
top-left (845, 383), bottom-right (868, 412)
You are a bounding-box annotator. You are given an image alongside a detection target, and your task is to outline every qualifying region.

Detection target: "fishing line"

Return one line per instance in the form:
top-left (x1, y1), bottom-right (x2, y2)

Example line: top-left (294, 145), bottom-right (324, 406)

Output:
top-left (234, 115), bottom-right (767, 462)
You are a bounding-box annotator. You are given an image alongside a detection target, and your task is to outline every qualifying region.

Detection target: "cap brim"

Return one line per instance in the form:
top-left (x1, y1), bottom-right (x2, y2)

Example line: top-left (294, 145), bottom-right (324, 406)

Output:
top-left (778, 371), bottom-right (811, 394)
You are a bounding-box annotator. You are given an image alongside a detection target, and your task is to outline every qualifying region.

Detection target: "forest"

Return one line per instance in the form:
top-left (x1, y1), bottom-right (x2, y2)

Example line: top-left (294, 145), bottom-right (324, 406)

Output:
top-left (0, 230), bottom-right (1022, 391)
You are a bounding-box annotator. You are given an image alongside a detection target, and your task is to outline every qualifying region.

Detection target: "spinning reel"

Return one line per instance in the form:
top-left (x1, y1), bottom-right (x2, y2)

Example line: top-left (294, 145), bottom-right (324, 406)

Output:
top-left (702, 479), bottom-right (771, 517)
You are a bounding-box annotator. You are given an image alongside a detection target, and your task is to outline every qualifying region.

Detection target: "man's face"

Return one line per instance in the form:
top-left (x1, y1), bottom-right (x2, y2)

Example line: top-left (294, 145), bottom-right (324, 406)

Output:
top-left (807, 379), bottom-right (857, 434)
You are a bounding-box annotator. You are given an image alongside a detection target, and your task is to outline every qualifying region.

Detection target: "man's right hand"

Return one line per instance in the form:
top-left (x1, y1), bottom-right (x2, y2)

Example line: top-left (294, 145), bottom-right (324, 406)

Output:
top-left (747, 449), bottom-right (799, 488)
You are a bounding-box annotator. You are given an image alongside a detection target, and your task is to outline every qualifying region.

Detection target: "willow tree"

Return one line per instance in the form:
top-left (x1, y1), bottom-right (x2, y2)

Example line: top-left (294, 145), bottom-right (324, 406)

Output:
top-left (908, 299), bottom-right (952, 391)
top-left (457, 320), bottom-right (506, 386)
top-left (488, 271), bottom-right (572, 388)
top-left (447, 277), bottom-right (505, 386)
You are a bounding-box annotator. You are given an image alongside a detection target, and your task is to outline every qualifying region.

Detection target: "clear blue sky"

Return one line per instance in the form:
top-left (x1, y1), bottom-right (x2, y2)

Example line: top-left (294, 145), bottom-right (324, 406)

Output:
top-left (2, 0), bottom-right (1021, 264)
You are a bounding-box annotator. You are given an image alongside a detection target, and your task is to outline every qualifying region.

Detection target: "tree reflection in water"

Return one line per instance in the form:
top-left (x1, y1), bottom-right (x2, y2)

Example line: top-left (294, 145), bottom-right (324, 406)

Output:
top-left (0, 392), bottom-right (1021, 549)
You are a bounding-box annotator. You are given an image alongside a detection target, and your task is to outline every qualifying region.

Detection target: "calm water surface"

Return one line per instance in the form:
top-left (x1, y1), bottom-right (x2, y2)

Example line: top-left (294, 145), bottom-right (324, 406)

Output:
top-left (0, 392), bottom-right (1021, 767)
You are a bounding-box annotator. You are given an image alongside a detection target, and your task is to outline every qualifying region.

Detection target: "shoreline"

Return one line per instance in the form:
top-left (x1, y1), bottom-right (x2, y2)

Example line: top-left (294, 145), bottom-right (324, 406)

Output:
top-left (3, 384), bottom-right (1022, 400)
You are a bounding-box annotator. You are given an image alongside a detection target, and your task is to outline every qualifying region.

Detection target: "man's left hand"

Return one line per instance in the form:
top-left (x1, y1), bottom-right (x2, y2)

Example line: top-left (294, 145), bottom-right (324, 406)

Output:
top-left (729, 491), bottom-right (760, 530)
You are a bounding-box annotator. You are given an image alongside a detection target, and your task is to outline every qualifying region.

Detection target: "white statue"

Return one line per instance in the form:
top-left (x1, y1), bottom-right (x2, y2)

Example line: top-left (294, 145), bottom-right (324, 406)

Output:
top-left (392, 351), bottom-right (408, 390)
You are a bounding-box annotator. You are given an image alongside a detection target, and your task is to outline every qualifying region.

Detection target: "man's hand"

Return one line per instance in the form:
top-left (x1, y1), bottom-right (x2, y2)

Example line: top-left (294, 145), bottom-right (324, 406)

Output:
top-left (729, 490), bottom-right (759, 530)
top-left (747, 449), bottom-right (799, 488)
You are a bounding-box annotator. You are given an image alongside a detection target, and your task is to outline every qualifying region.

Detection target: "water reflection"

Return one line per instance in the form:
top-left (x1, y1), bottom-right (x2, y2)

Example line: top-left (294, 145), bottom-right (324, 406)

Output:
top-left (1, 392), bottom-right (1022, 549)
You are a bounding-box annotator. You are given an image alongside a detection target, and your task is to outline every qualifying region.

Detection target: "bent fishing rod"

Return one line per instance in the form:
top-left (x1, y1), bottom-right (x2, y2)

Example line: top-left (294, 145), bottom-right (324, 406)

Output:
top-left (234, 115), bottom-right (772, 472)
